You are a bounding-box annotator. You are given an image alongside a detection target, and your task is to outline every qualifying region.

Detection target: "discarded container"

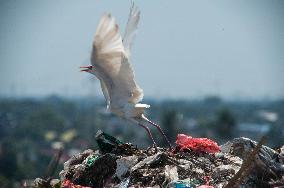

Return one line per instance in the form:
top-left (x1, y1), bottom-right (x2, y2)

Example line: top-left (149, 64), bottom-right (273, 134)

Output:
top-left (176, 134), bottom-right (220, 153)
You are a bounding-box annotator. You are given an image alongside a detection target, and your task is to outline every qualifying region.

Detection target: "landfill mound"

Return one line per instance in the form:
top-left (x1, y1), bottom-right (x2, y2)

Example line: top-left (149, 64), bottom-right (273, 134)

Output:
top-left (33, 132), bottom-right (284, 188)
top-left (59, 147), bottom-right (240, 188)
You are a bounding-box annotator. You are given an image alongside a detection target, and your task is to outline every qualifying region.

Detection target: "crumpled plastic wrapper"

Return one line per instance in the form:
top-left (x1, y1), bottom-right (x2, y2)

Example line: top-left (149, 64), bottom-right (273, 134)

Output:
top-left (176, 134), bottom-right (220, 153)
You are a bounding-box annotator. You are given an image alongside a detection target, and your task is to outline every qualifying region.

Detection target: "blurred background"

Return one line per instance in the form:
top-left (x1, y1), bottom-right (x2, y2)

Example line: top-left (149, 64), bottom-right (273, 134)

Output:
top-left (0, 0), bottom-right (283, 187)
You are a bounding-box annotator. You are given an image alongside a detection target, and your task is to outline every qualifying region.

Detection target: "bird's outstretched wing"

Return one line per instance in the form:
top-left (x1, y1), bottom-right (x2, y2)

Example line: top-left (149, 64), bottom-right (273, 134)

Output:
top-left (91, 12), bottom-right (143, 109)
top-left (123, 2), bottom-right (140, 58)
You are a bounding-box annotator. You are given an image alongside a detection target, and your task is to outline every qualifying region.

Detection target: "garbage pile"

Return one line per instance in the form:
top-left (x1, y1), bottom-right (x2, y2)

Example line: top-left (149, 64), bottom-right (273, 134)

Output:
top-left (33, 131), bottom-right (284, 188)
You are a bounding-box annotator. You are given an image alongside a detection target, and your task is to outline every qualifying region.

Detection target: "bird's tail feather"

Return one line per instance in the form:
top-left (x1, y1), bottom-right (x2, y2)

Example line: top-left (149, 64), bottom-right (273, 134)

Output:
top-left (128, 103), bottom-right (150, 118)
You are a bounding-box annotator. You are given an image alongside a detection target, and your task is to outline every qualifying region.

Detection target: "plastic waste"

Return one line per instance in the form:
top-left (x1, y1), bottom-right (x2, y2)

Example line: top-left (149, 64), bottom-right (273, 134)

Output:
top-left (115, 156), bottom-right (138, 180)
top-left (62, 179), bottom-right (91, 188)
top-left (117, 178), bottom-right (130, 188)
top-left (176, 134), bottom-right (220, 153)
top-left (167, 178), bottom-right (202, 188)
top-left (95, 130), bottom-right (124, 153)
top-left (85, 155), bottom-right (98, 168)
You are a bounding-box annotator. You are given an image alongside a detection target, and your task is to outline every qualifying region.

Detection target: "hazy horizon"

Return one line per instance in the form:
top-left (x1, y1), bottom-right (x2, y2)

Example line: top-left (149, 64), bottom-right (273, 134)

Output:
top-left (1, 0), bottom-right (283, 100)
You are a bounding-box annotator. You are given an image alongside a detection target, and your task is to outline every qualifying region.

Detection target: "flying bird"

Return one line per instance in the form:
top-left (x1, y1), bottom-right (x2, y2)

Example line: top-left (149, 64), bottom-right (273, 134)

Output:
top-left (80, 3), bottom-right (172, 149)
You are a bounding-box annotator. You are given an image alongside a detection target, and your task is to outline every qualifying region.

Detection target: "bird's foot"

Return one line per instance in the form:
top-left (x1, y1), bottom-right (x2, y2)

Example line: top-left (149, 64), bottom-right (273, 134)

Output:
top-left (146, 144), bottom-right (158, 154)
top-left (153, 144), bottom-right (158, 153)
top-left (168, 145), bottom-right (175, 153)
top-left (168, 144), bottom-right (174, 152)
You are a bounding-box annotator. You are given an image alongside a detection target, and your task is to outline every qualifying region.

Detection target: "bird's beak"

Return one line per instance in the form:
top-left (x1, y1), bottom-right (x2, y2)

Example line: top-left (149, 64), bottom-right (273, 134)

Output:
top-left (80, 65), bottom-right (93, 72)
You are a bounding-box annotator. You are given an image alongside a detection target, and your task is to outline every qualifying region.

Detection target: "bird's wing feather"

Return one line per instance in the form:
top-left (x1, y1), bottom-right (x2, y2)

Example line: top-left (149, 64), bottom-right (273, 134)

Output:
top-left (91, 13), bottom-right (143, 109)
top-left (123, 2), bottom-right (140, 58)
top-left (99, 79), bottom-right (110, 108)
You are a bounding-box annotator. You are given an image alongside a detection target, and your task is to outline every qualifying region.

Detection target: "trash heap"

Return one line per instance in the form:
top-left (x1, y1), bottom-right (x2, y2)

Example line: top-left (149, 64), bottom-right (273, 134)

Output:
top-left (34, 131), bottom-right (284, 188)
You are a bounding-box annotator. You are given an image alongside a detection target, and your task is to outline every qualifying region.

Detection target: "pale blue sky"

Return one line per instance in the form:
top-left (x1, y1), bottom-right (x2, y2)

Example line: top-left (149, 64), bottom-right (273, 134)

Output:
top-left (0, 0), bottom-right (283, 99)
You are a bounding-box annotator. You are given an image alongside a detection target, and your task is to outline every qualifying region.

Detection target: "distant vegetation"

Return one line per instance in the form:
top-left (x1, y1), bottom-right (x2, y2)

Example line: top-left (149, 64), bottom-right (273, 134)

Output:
top-left (0, 96), bottom-right (283, 187)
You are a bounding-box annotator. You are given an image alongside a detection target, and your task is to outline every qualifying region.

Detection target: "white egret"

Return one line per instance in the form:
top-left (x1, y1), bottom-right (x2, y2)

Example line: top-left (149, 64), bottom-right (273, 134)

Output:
top-left (80, 3), bottom-right (172, 149)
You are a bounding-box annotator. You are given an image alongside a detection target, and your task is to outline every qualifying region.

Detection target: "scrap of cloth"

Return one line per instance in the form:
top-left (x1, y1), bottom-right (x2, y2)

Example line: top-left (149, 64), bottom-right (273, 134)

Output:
top-left (176, 134), bottom-right (220, 153)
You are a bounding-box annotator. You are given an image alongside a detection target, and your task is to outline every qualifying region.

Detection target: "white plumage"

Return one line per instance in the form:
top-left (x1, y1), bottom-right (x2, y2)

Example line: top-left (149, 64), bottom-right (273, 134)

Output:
top-left (80, 3), bottom-right (172, 149)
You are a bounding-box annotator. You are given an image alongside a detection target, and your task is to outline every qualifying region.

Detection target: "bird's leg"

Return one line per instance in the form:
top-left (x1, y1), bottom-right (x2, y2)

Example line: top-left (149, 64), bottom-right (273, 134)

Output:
top-left (138, 123), bottom-right (157, 151)
top-left (145, 118), bottom-right (173, 150)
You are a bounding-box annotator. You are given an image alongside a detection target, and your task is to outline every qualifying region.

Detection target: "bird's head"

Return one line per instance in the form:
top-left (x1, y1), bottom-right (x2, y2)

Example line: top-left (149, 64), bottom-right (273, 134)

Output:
top-left (80, 65), bottom-right (95, 75)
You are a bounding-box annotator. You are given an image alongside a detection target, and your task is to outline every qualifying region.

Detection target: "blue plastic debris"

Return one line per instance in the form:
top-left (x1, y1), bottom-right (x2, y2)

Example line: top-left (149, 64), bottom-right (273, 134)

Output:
top-left (173, 179), bottom-right (202, 188)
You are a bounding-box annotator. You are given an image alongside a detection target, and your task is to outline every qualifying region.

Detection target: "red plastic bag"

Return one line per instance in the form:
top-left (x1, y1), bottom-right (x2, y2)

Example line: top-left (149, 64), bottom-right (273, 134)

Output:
top-left (176, 134), bottom-right (220, 153)
top-left (62, 179), bottom-right (91, 188)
